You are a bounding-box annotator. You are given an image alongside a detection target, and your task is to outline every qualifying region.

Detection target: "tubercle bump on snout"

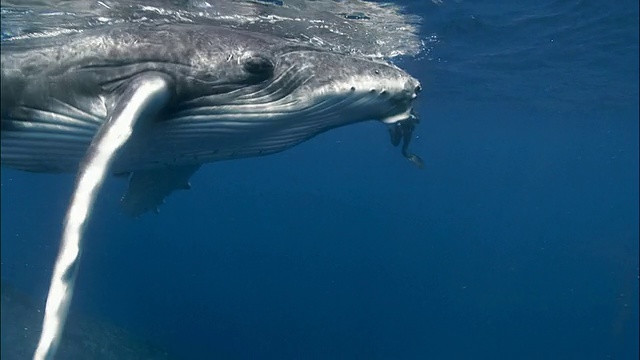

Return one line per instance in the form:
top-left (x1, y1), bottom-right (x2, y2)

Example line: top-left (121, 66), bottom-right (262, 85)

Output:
top-left (346, 77), bottom-right (421, 100)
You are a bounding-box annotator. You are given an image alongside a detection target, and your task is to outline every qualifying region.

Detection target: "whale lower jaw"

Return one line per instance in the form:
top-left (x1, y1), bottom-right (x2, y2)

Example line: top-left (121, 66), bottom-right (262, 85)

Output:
top-left (380, 108), bottom-right (413, 124)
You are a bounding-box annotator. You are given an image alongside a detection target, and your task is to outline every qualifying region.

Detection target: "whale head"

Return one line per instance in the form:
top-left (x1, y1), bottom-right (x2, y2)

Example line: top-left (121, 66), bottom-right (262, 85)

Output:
top-left (166, 28), bottom-right (423, 165)
top-left (176, 38), bottom-right (421, 128)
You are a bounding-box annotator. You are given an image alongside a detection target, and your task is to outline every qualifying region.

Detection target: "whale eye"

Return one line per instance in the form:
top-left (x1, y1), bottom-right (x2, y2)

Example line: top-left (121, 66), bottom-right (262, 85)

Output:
top-left (243, 55), bottom-right (274, 76)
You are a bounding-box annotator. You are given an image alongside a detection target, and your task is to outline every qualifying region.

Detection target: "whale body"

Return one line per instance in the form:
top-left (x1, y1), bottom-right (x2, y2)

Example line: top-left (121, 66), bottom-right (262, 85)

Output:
top-left (0, 23), bottom-right (422, 360)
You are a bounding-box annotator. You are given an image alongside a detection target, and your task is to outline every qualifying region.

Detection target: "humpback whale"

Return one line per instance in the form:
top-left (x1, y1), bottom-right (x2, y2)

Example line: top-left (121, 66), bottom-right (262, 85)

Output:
top-left (1, 23), bottom-right (422, 359)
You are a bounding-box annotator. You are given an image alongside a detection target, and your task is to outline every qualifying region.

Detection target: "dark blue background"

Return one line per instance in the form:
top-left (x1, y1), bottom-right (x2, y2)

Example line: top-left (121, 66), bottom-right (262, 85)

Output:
top-left (2, 0), bottom-right (638, 359)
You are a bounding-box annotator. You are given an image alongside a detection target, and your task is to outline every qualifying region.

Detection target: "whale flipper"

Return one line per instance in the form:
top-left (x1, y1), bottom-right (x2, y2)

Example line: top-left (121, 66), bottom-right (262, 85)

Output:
top-left (34, 72), bottom-right (173, 360)
top-left (121, 165), bottom-right (200, 217)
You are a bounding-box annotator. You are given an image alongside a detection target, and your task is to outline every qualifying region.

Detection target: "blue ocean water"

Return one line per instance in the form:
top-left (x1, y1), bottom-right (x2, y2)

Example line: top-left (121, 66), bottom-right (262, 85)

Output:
top-left (1, 0), bottom-right (638, 359)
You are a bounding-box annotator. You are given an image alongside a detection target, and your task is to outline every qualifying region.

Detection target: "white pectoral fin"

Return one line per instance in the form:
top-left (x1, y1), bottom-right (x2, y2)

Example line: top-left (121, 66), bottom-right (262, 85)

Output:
top-left (33, 72), bottom-right (173, 360)
top-left (120, 165), bottom-right (201, 217)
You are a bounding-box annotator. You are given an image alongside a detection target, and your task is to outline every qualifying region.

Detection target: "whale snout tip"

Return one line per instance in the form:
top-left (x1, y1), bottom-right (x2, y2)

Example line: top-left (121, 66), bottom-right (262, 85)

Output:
top-left (378, 76), bottom-right (421, 125)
